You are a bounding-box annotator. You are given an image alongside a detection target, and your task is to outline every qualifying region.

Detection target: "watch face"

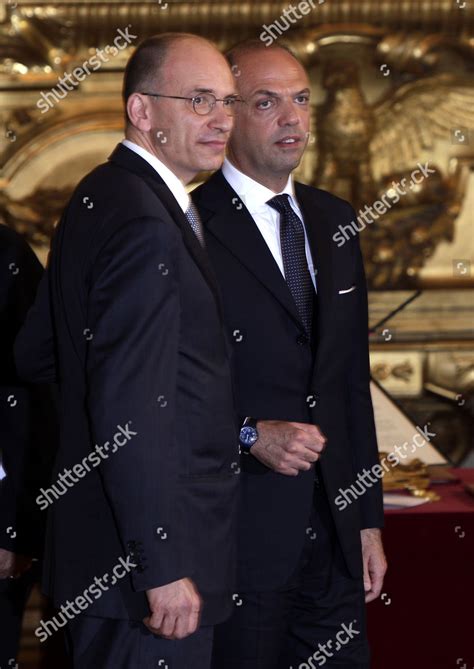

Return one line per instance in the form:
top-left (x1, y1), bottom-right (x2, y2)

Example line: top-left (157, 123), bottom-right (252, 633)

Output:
top-left (240, 426), bottom-right (258, 447)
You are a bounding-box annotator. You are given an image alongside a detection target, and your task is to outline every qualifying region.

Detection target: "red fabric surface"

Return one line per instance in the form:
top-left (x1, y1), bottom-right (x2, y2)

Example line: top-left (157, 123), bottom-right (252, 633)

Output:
top-left (367, 468), bottom-right (474, 669)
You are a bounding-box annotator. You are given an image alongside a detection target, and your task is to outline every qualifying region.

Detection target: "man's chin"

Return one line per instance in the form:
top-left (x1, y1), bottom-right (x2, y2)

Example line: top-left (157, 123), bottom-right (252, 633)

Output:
top-left (272, 155), bottom-right (304, 175)
top-left (196, 155), bottom-right (227, 174)
top-left (270, 145), bottom-right (305, 170)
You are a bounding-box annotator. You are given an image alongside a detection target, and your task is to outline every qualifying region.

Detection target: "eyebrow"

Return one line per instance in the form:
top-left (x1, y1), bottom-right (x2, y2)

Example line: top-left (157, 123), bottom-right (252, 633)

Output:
top-left (190, 87), bottom-right (239, 97)
top-left (252, 88), bottom-right (310, 97)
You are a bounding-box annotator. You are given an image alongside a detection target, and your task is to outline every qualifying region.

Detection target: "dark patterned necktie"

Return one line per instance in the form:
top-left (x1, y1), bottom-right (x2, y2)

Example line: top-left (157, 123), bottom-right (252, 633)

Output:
top-left (267, 194), bottom-right (314, 335)
top-left (185, 201), bottom-right (205, 247)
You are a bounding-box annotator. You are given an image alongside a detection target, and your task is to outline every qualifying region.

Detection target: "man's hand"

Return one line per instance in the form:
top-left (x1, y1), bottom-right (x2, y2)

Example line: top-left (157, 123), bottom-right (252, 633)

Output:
top-left (360, 528), bottom-right (387, 603)
top-left (0, 548), bottom-right (33, 580)
top-left (251, 420), bottom-right (326, 476)
top-left (144, 577), bottom-right (202, 640)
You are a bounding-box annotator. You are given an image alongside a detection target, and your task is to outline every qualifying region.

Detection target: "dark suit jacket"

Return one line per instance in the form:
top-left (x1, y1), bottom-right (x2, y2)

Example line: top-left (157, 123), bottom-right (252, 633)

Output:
top-left (192, 170), bottom-right (384, 590)
top-left (14, 145), bottom-right (239, 625)
top-left (0, 225), bottom-right (57, 558)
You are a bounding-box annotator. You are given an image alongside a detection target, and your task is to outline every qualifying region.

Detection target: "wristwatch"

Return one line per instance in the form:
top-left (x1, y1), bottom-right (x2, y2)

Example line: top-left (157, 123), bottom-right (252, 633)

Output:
top-left (239, 417), bottom-right (259, 453)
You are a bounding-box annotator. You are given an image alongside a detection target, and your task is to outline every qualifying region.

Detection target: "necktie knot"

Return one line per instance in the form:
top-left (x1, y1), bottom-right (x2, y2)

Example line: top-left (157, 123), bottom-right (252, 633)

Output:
top-left (267, 193), bottom-right (292, 216)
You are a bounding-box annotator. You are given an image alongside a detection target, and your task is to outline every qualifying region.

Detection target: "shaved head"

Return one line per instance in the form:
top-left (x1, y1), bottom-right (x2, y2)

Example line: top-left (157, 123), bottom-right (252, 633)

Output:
top-left (226, 39), bottom-right (298, 73)
top-left (224, 42), bottom-right (311, 192)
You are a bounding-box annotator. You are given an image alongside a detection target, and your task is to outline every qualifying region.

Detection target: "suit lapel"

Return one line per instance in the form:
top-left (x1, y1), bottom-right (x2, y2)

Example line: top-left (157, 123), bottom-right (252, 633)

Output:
top-left (108, 144), bottom-right (223, 319)
top-left (295, 183), bottom-right (337, 374)
top-left (295, 182), bottom-right (335, 312)
top-left (194, 171), bottom-right (304, 332)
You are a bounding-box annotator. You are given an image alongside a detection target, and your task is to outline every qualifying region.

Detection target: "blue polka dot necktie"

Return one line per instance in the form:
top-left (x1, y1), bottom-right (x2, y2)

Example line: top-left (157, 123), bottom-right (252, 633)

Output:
top-left (267, 194), bottom-right (314, 335)
top-left (185, 201), bottom-right (205, 247)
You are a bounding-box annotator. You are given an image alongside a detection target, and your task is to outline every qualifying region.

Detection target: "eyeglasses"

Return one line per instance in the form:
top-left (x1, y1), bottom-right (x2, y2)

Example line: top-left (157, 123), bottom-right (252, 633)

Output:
top-left (140, 92), bottom-right (241, 116)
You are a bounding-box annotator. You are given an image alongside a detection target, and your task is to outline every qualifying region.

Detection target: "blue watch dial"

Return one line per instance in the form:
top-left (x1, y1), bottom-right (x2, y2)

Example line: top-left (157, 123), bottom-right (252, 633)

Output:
top-left (240, 425), bottom-right (258, 447)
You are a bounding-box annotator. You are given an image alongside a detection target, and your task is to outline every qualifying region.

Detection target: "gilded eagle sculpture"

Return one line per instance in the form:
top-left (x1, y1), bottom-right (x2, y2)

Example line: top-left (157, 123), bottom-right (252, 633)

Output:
top-left (314, 63), bottom-right (474, 288)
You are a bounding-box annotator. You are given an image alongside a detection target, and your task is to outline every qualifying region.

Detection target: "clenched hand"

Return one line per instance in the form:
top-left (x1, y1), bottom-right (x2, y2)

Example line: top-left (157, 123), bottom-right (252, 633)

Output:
top-left (144, 577), bottom-right (202, 639)
top-left (251, 420), bottom-right (326, 476)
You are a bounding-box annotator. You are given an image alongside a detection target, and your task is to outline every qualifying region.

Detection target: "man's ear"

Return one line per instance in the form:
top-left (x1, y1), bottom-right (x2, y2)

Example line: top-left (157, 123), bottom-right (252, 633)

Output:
top-left (127, 93), bottom-right (152, 132)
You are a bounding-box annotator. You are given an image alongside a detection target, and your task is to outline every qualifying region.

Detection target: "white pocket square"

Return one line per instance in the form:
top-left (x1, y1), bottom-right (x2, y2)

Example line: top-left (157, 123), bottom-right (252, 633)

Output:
top-left (338, 285), bottom-right (357, 295)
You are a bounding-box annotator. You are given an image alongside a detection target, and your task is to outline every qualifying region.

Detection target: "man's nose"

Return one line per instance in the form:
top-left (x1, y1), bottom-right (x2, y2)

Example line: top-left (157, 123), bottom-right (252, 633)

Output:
top-left (208, 103), bottom-right (234, 131)
top-left (278, 101), bottom-right (300, 126)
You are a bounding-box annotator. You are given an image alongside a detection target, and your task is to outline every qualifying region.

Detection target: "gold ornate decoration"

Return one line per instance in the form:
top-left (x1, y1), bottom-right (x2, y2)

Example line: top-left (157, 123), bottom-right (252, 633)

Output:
top-left (380, 453), bottom-right (440, 501)
top-left (371, 360), bottom-right (415, 384)
top-left (0, 0), bottom-right (473, 289)
top-left (0, 186), bottom-right (70, 245)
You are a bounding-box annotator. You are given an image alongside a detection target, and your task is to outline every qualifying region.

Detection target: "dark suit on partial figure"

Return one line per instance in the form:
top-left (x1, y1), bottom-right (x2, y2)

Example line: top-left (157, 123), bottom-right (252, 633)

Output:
top-left (193, 169), bottom-right (384, 668)
top-left (14, 145), bottom-right (239, 669)
top-left (0, 225), bottom-right (58, 666)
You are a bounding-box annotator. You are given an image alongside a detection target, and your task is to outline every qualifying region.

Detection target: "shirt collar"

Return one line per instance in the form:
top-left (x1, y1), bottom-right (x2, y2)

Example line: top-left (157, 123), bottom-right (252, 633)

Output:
top-left (122, 139), bottom-right (190, 214)
top-left (222, 158), bottom-right (297, 214)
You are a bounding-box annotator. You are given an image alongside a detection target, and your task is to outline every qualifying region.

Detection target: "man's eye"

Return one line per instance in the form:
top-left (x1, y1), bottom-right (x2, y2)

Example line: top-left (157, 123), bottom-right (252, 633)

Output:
top-left (295, 95), bottom-right (310, 104)
top-left (223, 98), bottom-right (237, 107)
top-left (256, 99), bottom-right (275, 110)
top-left (193, 96), bottom-right (206, 106)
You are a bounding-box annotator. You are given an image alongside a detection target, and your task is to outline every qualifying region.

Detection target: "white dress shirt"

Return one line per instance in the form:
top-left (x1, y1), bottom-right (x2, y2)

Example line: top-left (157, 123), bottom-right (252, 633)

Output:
top-left (221, 158), bottom-right (317, 291)
top-left (122, 139), bottom-right (190, 214)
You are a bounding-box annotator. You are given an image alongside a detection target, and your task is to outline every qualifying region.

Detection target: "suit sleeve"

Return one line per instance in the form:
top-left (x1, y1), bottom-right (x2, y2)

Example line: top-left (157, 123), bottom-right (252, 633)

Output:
top-left (14, 268), bottom-right (58, 384)
top-left (345, 205), bottom-right (384, 530)
top-left (85, 215), bottom-right (193, 591)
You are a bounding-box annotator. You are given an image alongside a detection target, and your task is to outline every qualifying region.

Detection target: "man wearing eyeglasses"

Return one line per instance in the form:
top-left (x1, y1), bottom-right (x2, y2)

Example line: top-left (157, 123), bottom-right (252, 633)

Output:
top-left (15, 33), bottom-right (240, 668)
top-left (192, 41), bottom-right (386, 668)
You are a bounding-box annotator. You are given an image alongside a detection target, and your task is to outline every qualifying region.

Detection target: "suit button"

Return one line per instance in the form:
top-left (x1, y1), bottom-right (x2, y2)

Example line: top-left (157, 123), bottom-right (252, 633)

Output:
top-left (297, 334), bottom-right (308, 345)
